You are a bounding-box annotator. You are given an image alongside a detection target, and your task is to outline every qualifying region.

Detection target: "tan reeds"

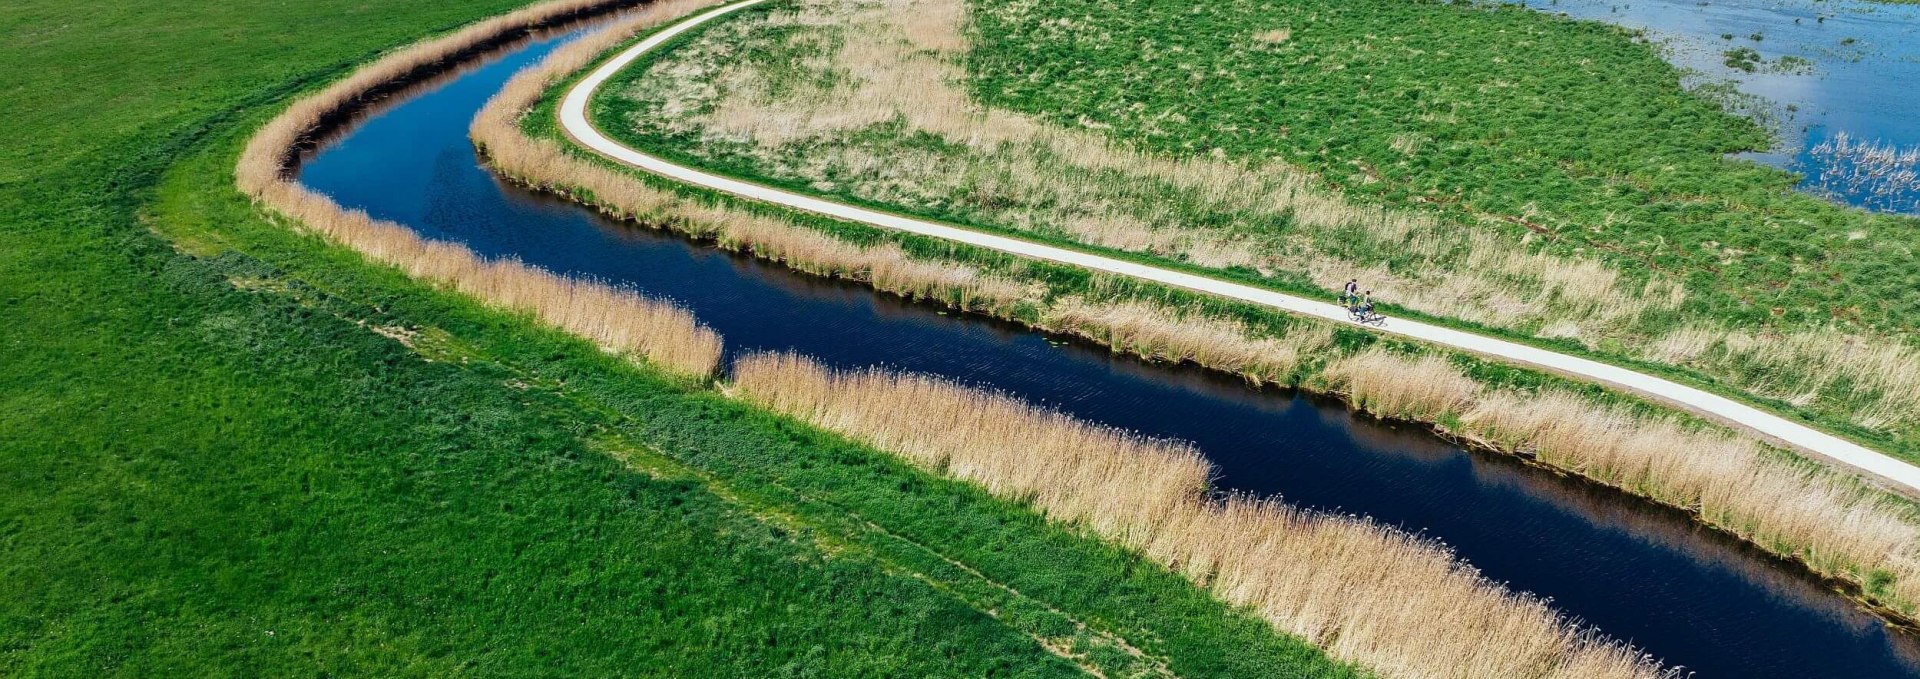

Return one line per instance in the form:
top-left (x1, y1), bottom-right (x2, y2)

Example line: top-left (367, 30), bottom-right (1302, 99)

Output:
top-left (1325, 349), bottom-right (1920, 614)
top-left (467, 2), bottom-right (1036, 313)
top-left (1322, 349), bottom-right (1479, 420)
top-left (636, 0), bottom-right (1920, 444)
top-left (730, 352), bottom-right (1212, 541)
top-left (483, 0), bottom-right (1920, 621)
top-left (641, 0), bottom-right (1684, 339)
top-left (1040, 296), bottom-right (1331, 385)
top-left (1646, 324), bottom-right (1920, 431)
top-left (236, 0), bottom-right (723, 378)
top-left (731, 352), bottom-right (1673, 679)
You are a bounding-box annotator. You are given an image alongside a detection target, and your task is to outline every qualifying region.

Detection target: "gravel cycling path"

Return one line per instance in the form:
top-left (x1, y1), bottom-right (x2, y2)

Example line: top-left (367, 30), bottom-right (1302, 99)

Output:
top-left (556, 0), bottom-right (1920, 496)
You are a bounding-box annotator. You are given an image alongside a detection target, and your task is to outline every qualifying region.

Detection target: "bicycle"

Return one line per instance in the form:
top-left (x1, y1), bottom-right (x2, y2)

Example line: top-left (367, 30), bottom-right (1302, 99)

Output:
top-left (1347, 304), bottom-right (1385, 326)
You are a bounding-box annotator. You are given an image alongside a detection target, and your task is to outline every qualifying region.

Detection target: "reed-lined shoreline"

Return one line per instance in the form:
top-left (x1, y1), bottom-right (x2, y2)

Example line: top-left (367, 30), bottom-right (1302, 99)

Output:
top-left (229, 3), bottom-right (1678, 674)
top-left (229, 4), bottom-right (1669, 674)
top-left (235, 0), bottom-right (724, 379)
top-left (729, 352), bottom-right (1675, 678)
top-left (227, 0), bottom-right (1920, 674)
top-left (472, 0), bottom-right (1920, 627)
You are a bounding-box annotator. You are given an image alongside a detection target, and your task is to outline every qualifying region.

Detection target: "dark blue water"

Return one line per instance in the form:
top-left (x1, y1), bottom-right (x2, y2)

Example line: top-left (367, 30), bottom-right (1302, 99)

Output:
top-left (298, 23), bottom-right (1920, 678)
top-left (1537, 0), bottom-right (1920, 214)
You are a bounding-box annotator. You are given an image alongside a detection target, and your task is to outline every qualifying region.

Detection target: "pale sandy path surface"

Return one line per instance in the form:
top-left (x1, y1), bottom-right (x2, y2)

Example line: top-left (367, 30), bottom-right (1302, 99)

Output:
top-left (556, 0), bottom-right (1920, 496)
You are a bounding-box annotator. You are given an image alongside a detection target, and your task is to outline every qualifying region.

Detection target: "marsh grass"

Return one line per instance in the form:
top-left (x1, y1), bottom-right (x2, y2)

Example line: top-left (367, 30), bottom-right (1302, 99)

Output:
top-left (1805, 132), bottom-right (1920, 213)
top-left (494, 0), bottom-right (1920, 619)
top-left (959, 0), bottom-right (1920, 447)
top-left (730, 352), bottom-right (1676, 679)
top-left (236, 0), bottom-right (723, 378)
top-left (1040, 296), bottom-right (1332, 385)
top-left (468, 2), bottom-right (1037, 315)
top-left (1324, 349), bottom-right (1920, 613)
top-left (610, 0), bottom-right (1686, 344)
top-left (597, 0), bottom-right (1920, 452)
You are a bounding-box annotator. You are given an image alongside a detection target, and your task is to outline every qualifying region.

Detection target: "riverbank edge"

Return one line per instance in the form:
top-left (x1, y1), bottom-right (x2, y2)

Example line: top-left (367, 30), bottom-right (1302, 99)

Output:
top-left (232, 0), bottom-right (728, 378)
top-left (218, 1), bottom-right (1383, 677)
top-left (587, 0), bottom-right (1920, 471)
top-left (503, 0), bottom-right (1920, 629)
top-left (222, 0), bottom-right (1676, 674)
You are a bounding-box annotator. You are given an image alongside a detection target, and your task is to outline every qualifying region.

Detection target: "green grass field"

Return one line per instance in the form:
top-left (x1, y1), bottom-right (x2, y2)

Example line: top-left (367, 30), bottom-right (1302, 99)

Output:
top-left (962, 0), bottom-right (1920, 448)
top-left (521, 0), bottom-right (1920, 615)
top-left (968, 0), bottom-right (1920, 332)
top-left (0, 1), bottom-right (1361, 675)
top-left (579, 0), bottom-right (1920, 459)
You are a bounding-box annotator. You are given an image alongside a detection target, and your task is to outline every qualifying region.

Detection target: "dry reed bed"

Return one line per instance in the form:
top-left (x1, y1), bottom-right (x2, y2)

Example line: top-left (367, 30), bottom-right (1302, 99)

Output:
top-left (730, 352), bottom-right (1673, 679)
top-left (632, 0), bottom-right (1683, 340)
top-left (470, 5), bottom-right (1342, 386)
top-left (1322, 349), bottom-right (1920, 613)
top-left (213, 0), bottom-right (1892, 673)
top-left (467, 2), bottom-right (1035, 314)
top-left (235, 0), bottom-right (723, 378)
top-left (489, 0), bottom-right (1920, 621)
top-left (636, 0), bottom-right (1920, 440)
top-left (1039, 296), bottom-right (1332, 386)
top-left (1648, 323), bottom-right (1920, 432)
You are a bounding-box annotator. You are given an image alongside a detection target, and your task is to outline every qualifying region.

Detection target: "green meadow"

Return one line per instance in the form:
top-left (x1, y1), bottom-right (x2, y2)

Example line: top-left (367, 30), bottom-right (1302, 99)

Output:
top-left (582, 0), bottom-right (1920, 457)
top-left (0, 1), bottom-right (1359, 676)
top-left (968, 0), bottom-right (1920, 334)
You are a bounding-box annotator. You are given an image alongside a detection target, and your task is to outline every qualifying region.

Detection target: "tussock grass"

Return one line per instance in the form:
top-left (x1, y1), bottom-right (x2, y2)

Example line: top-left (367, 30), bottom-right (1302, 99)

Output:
top-left (960, 0), bottom-right (1920, 450)
top-left (496, 0), bottom-right (1920, 620)
top-left (468, 1), bottom-right (1036, 314)
top-left (236, 0), bottom-right (723, 378)
top-left (1041, 296), bottom-right (1332, 385)
top-left (470, 0), bottom-right (1336, 385)
top-left (1325, 349), bottom-right (1920, 614)
top-left (1251, 28), bottom-right (1292, 44)
top-left (609, 0), bottom-right (1920, 453)
top-left (730, 352), bottom-right (1674, 679)
top-left (612, 0), bottom-right (1685, 341)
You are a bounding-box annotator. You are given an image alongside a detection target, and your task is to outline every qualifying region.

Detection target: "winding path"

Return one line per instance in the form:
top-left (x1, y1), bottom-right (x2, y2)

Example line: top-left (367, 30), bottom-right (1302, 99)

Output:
top-left (557, 0), bottom-right (1920, 495)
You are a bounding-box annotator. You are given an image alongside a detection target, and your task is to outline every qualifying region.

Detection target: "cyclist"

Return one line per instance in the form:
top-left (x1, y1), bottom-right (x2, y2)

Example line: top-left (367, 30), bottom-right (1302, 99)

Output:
top-left (1341, 279), bottom-right (1359, 307)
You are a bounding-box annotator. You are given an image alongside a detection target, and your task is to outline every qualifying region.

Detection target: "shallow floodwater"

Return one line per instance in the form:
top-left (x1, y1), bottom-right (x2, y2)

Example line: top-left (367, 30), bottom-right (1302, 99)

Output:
top-left (1537, 0), bottom-right (1920, 213)
top-left (297, 23), bottom-right (1920, 678)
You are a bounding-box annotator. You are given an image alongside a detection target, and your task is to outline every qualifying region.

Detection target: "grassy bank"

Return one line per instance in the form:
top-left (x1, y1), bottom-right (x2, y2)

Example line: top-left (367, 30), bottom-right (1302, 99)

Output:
top-left (0, 0), bottom-right (1370, 675)
top-left (963, 0), bottom-right (1920, 442)
top-left (729, 353), bottom-right (1669, 678)
top-left (589, 0), bottom-right (1920, 460)
top-left (506, 0), bottom-right (1920, 621)
top-left (234, 0), bottom-right (725, 378)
